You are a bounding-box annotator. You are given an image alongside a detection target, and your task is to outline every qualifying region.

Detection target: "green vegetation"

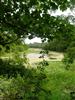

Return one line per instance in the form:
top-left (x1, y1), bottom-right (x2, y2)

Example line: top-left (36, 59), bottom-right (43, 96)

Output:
top-left (28, 43), bottom-right (43, 49)
top-left (1, 0), bottom-right (75, 100)
top-left (44, 61), bottom-right (75, 100)
top-left (1, 59), bottom-right (75, 100)
top-left (0, 56), bottom-right (51, 100)
top-left (27, 48), bottom-right (42, 54)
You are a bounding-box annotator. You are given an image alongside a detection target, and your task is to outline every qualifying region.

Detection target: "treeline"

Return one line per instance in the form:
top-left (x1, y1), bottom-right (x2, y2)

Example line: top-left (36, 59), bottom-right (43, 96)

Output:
top-left (28, 39), bottom-right (69, 52)
top-left (28, 42), bottom-right (44, 48)
top-left (43, 39), bottom-right (68, 52)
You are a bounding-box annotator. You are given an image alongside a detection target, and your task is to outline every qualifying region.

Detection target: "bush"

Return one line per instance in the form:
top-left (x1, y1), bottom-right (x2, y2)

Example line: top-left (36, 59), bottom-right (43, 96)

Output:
top-left (10, 44), bottom-right (28, 53)
top-left (0, 45), bottom-right (5, 56)
top-left (63, 47), bottom-right (75, 69)
top-left (0, 75), bottom-right (27, 100)
top-left (0, 59), bottom-right (26, 77)
top-left (0, 65), bottom-right (51, 100)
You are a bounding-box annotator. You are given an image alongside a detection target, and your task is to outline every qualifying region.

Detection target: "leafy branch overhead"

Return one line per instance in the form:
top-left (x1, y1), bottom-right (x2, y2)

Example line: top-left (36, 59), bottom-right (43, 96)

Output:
top-left (0, 0), bottom-right (75, 45)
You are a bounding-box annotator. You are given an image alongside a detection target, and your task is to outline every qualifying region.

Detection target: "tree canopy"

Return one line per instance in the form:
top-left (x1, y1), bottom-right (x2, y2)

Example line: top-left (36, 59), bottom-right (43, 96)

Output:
top-left (0, 0), bottom-right (75, 45)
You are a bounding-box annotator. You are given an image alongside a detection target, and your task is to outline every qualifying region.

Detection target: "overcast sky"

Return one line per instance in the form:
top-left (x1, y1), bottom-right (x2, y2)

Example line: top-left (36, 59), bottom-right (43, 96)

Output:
top-left (25, 8), bottom-right (74, 44)
top-left (25, 37), bottom-right (42, 44)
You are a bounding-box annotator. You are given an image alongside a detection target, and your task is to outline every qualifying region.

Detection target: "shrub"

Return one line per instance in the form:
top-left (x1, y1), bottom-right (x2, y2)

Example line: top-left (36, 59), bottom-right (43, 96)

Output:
top-left (63, 47), bottom-right (75, 69)
top-left (0, 66), bottom-right (51, 100)
top-left (0, 45), bottom-right (5, 56)
top-left (0, 59), bottom-right (26, 77)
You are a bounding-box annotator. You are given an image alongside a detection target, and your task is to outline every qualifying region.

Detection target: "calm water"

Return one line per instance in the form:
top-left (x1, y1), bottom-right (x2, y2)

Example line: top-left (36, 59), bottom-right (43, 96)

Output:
top-left (27, 53), bottom-right (48, 59)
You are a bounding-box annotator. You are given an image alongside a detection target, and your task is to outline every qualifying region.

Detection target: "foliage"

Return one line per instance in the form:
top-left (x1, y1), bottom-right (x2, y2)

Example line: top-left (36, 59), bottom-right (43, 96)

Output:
top-left (44, 61), bottom-right (75, 100)
top-left (10, 43), bottom-right (28, 53)
top-left (0, 49), bottom-right (29, 77)
top-left (0, 0), bottom-right (75, 67)
top-left (0, 45), bottom-right (5, 56)
top-left (0, 62), bottom-right (51, 100)
top-left (62, 40), bottom-right (75, 69)
top-left (43, 23), bottom-right (75, 52)
top-left (0, 49), bottom-right (51, 100)
top-left (1, 0), bottom-right (75, 99)
top-left (0, 0), bottom-right (74, 46)
top-left (1, 61), bottom-right (75, 100)
top-left (0, 75), bottom-right (26, 100)
top-left (0, 58), bottom-right (26, 77)
top-left (0, 30), bottom-right (18, 46)
top-left (43, 40), bottom-right (67, 52)
top-left (63, 47), bottom-right (75, 69)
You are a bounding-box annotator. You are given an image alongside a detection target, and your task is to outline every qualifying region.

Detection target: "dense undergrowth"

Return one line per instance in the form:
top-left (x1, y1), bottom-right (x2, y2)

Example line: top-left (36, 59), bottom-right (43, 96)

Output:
top-left (1, 56), bottom-right (75, 100)
top-left (0, 45), bottom-right (75, 100)
top-left (0, 52), bottom-right (51, 100)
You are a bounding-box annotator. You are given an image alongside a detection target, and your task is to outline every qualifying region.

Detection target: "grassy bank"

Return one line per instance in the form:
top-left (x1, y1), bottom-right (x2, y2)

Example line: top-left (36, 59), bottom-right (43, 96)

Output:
top-left (41, 61), bottom-right (75, 100)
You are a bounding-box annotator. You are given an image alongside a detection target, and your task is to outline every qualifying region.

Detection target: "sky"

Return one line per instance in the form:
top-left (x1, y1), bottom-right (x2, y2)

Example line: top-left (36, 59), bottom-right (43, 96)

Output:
top-left (51, 8), bottom-right (74, 16)
top-left (25, 37), bottom-right (42, 44)
top-left (25, 8), bottom-right (74, 44)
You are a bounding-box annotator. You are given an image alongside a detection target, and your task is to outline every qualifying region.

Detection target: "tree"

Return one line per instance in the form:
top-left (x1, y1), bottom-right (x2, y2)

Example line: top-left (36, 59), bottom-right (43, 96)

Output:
top-left (43, 22), bottom-right (75, 52)
top-left (0, 0), bottom-right (74, 46)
